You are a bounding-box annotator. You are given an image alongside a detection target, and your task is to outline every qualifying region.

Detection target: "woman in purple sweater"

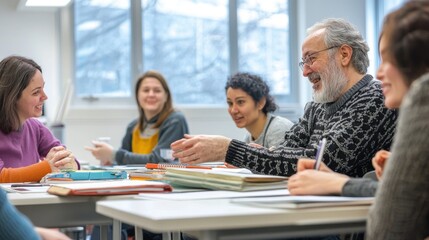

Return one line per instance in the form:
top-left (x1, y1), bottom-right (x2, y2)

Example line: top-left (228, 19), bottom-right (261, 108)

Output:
top-left (0, 55), bottom-right (79, 183)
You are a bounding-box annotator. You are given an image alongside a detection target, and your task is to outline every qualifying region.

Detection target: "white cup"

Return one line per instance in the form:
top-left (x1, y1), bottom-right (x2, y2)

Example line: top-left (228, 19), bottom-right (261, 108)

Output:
top-left (97, 137), bottom-right (111, 144)
top-left (160, 148), bottom-right (174, 160)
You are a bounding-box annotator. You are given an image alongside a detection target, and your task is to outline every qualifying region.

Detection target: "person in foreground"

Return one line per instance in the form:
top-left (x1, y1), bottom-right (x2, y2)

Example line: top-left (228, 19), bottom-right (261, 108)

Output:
top-left (0, 55), bottom-right (78, 183)
top-left (86, 70), bottom-right (189, 165)
top-left (289, 1), bottom-right (429, 239)
top-left (367, 2), bottom-right (429, 238)
top-left (172, 18), bottom-right (397, 177)
top-left (226, 72), bottom-right (293, 148)
top-left (0, 189), bottom-right (71, 240)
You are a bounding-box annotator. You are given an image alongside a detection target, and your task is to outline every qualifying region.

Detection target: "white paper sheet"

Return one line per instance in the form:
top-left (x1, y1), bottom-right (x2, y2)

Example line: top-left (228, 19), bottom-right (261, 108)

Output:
top-left (136, 189), bottom-right (290, 200)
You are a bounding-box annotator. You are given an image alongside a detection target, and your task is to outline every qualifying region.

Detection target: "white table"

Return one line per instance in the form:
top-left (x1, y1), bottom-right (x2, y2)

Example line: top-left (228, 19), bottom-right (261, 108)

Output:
top-left (96, 198), bottom-right (370, 240)
top-left (8, 192), bottom-right (132, 239)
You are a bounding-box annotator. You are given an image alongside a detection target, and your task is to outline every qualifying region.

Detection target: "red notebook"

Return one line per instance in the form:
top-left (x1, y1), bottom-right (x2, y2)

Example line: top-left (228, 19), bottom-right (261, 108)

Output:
top-left (47, 180), bottom-right (172, 196)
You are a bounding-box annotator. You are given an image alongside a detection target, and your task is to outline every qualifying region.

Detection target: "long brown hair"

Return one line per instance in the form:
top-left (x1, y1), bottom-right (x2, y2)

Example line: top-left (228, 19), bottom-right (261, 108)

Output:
top-left (0, 56), bottom-right (42, 134)
top-left (135, 70), bottom-right (173, 131)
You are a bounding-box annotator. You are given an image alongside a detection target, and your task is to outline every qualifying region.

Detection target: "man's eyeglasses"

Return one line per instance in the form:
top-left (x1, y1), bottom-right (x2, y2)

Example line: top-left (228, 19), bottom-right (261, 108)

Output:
top-left (299, 46), bottom-right (340, 71)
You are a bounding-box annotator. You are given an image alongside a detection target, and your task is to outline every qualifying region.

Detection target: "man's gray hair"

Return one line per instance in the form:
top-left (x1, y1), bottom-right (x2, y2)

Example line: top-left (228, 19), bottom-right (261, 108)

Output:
top-left (307, 18), bottom-right (369, 74)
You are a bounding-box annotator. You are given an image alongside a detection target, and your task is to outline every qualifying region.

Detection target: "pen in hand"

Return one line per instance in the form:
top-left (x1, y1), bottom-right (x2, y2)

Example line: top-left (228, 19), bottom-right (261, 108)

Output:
top-left (314, 138), bottom-right (327, 170)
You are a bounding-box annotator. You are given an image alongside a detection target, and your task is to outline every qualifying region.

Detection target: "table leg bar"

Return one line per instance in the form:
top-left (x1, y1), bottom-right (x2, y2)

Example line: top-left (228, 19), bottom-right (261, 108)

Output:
top-left (112, 220), bottom-right (121, 240)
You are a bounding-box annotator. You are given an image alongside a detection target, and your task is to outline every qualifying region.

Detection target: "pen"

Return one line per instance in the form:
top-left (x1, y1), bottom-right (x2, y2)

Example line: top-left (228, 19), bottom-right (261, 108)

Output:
top-left (11, 183), bottom-right (48, 187)
top-left (314, 138), bottom-right (327, 170)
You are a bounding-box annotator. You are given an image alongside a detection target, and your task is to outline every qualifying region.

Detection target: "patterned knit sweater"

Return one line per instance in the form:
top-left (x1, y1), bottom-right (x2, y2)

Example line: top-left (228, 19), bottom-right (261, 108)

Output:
top-left (225, 75), bottom-right (398, 177)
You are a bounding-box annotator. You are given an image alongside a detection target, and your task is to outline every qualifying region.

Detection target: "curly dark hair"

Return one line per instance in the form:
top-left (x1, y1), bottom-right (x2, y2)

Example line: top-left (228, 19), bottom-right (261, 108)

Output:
top-left (225, 72), bottom-right (277, 114)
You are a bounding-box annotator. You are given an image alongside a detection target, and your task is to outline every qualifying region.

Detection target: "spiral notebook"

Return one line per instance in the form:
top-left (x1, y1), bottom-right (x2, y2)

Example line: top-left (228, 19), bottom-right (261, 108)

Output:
top-left (145, 163), bottom-right (226, 170)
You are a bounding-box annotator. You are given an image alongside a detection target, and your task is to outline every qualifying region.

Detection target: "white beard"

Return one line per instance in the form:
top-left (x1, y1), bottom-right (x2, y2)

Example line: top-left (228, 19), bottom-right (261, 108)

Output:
top-left (313, 59), bottom-right (348, 103)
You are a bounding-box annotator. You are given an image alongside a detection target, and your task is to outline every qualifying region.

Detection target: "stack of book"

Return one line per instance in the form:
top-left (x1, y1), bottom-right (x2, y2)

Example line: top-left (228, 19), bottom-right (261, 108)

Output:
top-left (165, 168), bottom-right (288, 191)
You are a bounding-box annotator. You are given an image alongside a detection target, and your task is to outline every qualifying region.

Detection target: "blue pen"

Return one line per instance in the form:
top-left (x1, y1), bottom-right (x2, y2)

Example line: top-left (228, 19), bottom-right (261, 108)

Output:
top-left (314, 138), bottom-right (327, 170)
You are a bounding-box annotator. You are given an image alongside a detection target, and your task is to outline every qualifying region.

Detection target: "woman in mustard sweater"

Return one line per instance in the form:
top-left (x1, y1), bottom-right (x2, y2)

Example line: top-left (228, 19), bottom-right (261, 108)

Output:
top-left (86, 70), bottom-right (189, 165)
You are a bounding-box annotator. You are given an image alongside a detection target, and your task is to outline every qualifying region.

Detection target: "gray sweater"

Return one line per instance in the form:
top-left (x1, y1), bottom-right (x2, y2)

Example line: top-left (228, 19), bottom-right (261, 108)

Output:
top-left (342, 178), bottom-right (378, 197)
top-left (366, 73), bottom-right (429, 239)
top-left (225, 75), bottom-right (398, 177)
top-left (243, 113), bottom-right (294, 148)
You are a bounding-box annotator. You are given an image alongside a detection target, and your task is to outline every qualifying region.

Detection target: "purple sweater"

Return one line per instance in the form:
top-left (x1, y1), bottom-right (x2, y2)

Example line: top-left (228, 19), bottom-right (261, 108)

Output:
top-left (0, 118), bottom-right (61, 170)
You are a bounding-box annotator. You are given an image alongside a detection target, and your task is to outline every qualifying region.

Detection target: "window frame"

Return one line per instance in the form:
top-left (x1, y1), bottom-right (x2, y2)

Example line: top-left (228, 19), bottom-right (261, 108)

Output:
top-left (371, 0), bottom-right (406, 70)
top-left (68, 0), bottom-right (300, 111)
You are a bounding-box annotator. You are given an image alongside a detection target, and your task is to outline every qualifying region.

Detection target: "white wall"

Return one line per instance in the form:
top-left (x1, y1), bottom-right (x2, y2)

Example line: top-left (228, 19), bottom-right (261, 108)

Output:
top-left (0, 0), bottom-right (371, 165)
top-left (0, 0), bottom-right (61, 122)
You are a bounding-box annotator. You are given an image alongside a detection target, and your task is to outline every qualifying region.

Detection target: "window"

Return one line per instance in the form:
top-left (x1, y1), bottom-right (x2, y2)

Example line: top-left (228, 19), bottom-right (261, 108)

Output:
top-left (74, 0), bottom-right (295, 105)
top-left (237, 0), bottom-right (290, 102)
top-left (142, 0), bottom-right (229, 104)
top-left (373, 0), bottom-right (406, 67)
top-left (377, 0), bottom-right (406, 30)
top-left (74, 0), bottom-right (131, 98)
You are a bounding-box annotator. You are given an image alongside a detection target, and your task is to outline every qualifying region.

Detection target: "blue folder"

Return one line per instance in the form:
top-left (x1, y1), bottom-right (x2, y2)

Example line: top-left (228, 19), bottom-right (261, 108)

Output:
top-left (43, 170), bottom-right (128, 181)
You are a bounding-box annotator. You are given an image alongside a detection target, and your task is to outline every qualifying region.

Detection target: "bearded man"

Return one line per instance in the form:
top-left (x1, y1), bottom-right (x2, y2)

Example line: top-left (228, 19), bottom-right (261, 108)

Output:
top-left (171, 18), bottom-right (398, 177)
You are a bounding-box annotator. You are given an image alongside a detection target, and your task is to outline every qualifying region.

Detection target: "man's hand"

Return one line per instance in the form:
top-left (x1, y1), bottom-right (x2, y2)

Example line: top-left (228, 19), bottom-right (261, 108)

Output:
top-left (171, 134), bottom-right (231, 164)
